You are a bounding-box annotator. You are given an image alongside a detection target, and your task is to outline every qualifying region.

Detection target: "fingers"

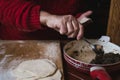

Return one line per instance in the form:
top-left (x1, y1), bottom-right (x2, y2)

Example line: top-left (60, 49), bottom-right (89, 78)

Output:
top-left (68, 23), bottom-right (84, 40)
top-left (82, 10), bottom-right (92, 17)
top-left (78, 10), bottom-right (92, 20)
top-left (66, 21), bottom-right (74, 35)
top-left (60, 15), bottom-right (79, 36)
top-left (77, 23), bottom-right (84, 40)
top-left (67, 19), bottom-right (79, 38)
top-left (59, 22), bottom-right (67, 35)
top-left (57, 15), bottom-right (84, 40)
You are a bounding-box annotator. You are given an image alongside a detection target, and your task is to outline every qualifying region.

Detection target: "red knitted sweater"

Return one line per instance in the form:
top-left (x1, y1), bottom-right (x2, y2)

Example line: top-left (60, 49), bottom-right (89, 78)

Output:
top-left (0, 0), bottom-right (88, 40)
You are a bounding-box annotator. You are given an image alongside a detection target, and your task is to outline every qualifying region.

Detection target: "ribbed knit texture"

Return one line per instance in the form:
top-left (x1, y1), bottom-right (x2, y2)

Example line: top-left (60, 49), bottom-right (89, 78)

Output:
top-left (0, 0), bottom-right (86, 40)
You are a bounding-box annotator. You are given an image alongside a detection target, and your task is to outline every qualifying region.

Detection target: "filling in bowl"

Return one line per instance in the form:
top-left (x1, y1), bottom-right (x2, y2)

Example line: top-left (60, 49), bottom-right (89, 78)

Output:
top-left (65, 40), bottom-right (120, 64)
top-left (91, 52), bottom-right (120, 64)
top-left (65, 40), bottom-right (96, 63)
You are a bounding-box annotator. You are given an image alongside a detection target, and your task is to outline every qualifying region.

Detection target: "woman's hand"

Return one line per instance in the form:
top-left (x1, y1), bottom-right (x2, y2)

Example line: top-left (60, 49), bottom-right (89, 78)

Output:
top-left (46, 14), bottom-right (82, 40)
top-left (40, 11), bottom-right (92, 40)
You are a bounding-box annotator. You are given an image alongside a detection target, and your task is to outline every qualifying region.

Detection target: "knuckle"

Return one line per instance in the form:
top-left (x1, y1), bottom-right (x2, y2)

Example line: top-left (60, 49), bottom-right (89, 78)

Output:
top-left (74, 27), bottom-right (79, 31)
top-left (67, 15), bottom-right (74, 20)
top-left (68, 15), bottom-right (73, 19)
top-left (60, 31), bottom-right (64, 34)
top-left (68, 34), bottom-right (75, 38)
top-left (60, 30), bottom-right (67, 35)
top-left (68, 15), bottom-right (72, 17)
top-left (69, 30), bottom-right (74, 34)
top-left (63, 15), bottom-right (74, 21)
top-left (62, 17), bottom-right (66, 21)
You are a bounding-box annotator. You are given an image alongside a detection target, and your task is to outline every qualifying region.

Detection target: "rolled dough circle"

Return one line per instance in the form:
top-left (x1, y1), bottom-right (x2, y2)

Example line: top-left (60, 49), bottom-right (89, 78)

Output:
top-left (11, 59), bottom-right (57, 79)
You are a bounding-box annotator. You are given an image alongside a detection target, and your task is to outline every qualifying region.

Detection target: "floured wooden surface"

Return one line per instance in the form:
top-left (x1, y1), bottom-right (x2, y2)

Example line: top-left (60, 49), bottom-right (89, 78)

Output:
top-left (0, 40), bottom-right (64, 80)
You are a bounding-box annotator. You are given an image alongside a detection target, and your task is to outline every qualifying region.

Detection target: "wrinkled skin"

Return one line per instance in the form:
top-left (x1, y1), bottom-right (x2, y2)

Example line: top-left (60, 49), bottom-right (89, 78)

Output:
top-left (40, 11), bottom-right (92, 40)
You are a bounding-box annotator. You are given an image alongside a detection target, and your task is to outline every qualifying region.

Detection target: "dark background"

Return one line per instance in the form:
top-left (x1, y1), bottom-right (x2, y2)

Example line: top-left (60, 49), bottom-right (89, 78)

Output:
top-left (84, 0), bottom-right (111, 38)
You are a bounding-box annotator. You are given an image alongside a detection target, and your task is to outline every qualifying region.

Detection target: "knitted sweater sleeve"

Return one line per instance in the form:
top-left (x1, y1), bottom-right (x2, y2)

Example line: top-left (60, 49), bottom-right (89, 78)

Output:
top-left (0, 0), bottom-right (43, 32)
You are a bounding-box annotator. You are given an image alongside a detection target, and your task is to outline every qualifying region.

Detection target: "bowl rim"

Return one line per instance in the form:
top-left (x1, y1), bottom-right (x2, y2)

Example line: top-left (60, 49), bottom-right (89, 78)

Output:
top-left (63, 40), bottom-right (120, 67)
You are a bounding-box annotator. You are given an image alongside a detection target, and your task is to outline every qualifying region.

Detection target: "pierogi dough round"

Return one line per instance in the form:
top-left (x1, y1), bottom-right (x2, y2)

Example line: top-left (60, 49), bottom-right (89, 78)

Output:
top-left (11, 59), bottom-right (57, 79)
top-left (16, 70), bottom-right (61, 80)
top-left (38, 70), bottom-right (61, 80)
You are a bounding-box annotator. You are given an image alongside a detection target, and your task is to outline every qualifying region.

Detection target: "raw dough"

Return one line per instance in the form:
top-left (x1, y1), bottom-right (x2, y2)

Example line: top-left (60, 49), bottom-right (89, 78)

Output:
top-left (38, 70), bottom-right (61, 80)
top-left (17, 70), bottom-right (62, 80)
top-left (11, 59), bottom-right (57, 79)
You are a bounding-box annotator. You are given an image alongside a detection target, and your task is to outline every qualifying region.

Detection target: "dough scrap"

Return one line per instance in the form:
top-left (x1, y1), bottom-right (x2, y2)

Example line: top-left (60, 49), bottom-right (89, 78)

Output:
top-left (11, 59), bottom-right (57, 79)
top-left (17, 70), bottom-right (62, 80)
top-left (38, 69), bottom-right (61, 80)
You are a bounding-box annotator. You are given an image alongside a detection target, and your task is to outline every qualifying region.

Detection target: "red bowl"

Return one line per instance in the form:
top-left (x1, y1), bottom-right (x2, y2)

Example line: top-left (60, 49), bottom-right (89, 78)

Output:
top-left (63, 40), bottom-right (120, 74)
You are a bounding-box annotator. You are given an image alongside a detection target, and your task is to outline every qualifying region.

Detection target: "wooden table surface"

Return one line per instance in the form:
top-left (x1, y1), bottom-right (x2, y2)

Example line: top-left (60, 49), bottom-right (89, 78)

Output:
top-left (0, 40), bottom-right (64, 80)
top-left (60, 40), bottom-right (120, 80)
top-left (0, 40), bottom-right (120, 80)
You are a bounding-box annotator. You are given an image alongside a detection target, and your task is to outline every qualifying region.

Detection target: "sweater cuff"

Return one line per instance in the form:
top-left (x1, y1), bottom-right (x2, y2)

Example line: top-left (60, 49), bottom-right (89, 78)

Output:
top-left (28, 5), bottom-right (45, 31)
